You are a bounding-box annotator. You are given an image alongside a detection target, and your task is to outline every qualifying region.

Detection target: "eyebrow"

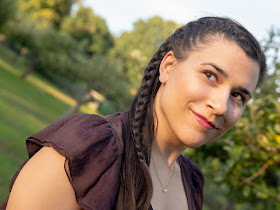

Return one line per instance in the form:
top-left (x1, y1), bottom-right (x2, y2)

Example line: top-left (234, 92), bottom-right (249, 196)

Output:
top-left (201, 62), bottom-right (252, 99)
top-left (238, 87), bottom-right (252, 99)
top-left (201, 62), bottom-right (229, 78)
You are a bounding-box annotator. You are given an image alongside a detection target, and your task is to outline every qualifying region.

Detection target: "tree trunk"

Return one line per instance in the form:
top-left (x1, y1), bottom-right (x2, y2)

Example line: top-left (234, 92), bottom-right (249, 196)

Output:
top-left (20, 64), bottom-right (34, 78)
top-left (20, 57), bottom-right (39, 79)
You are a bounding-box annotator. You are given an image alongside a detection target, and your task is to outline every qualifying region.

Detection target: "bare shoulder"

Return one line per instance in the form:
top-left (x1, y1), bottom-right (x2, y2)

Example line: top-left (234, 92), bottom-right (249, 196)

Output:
top-left (6, 146), bottom-right (81, 210)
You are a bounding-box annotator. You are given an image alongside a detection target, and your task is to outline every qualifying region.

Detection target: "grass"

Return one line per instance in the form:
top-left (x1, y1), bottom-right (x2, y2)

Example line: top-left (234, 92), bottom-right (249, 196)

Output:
top-left (0, 46), bottom-right (96, 202)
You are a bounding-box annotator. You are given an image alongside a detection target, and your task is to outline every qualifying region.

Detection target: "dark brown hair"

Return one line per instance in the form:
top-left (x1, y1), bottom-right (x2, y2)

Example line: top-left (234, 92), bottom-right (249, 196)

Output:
top-left (116, 16), bottom-right (267, 210)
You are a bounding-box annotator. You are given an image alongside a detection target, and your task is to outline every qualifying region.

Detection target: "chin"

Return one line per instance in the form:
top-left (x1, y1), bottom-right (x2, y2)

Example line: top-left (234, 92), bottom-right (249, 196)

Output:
top-left (185, 137), bottom-right (217, 148)
top-left (185, 141), bottom-right (205, 148)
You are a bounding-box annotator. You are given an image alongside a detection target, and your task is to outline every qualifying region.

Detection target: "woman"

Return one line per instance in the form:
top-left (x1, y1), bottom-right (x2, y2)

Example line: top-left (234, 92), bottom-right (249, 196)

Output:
top-left (1, 16), bottom-right (266, 210)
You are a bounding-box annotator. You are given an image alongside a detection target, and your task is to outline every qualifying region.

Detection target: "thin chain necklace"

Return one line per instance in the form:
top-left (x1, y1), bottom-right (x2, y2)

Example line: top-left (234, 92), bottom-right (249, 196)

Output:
top-left (151, 156), bottom-right (175, 193)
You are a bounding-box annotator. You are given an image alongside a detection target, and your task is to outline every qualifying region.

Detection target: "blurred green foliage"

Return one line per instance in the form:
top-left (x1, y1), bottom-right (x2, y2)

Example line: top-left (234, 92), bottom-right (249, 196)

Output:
top-left (1, 0), bottom-right (130, 113)
top-left (18, 0), bottom-right (75, 28)
top-left (61, 6), bottom-right (114, 55)
top-left (110, 16), bottom-right (179, 86)
top-left (4, 13), bottom-right (39, 54)
top-left (0, 0), bottom-right (17, 30)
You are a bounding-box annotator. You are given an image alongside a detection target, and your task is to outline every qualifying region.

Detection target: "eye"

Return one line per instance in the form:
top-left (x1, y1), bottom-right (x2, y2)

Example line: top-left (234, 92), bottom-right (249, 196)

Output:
top-left (204, 71), bottom-right (218, 83)
top-left (231, 92), bottom-right (245, 103)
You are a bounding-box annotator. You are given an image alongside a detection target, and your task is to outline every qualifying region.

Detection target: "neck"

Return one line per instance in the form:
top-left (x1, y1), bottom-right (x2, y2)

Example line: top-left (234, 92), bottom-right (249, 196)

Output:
top-left (151, 137), bottom-right (186, 167)
top-left (152, 86), bottom-right (188, 167)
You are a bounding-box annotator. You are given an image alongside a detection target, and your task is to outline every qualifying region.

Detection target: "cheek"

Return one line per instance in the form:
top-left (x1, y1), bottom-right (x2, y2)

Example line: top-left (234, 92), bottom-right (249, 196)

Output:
top-left (182, 75), bottom-right (210, 97)
top-left (225, 108), bottom-right (244, 130)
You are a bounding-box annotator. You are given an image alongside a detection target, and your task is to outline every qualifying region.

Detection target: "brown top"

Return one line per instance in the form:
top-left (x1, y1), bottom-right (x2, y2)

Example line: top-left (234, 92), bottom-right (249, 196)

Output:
top-left (1, 112), bottom-right (204, 210)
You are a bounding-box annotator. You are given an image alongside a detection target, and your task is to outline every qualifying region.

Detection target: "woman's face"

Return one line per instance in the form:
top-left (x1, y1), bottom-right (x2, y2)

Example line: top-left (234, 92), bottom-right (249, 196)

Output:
top-left (155, 39), bottom-right (260, 148)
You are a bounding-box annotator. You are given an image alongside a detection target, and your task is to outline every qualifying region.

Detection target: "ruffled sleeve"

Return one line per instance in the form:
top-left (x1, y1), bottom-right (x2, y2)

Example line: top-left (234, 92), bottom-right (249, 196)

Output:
top-left (6, 113), bottom-right (124, 210)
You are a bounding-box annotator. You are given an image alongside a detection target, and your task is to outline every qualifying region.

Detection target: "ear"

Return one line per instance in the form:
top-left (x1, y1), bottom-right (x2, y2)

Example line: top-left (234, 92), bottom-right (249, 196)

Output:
top-left (159, 51), bottom-right (177, 84)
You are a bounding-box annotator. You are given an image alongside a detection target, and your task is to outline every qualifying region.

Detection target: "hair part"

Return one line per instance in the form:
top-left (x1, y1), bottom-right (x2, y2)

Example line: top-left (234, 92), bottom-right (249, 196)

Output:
top-left (116, 16), bottom-right (267, 210)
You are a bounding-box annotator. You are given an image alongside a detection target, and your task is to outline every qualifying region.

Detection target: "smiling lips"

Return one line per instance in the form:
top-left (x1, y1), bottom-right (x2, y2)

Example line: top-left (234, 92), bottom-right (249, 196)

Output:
top-left (192, 111), bottom-right (217, 130)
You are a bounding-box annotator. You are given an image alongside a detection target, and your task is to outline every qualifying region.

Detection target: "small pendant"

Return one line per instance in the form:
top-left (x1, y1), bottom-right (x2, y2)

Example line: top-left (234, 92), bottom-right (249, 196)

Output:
top-left (163, 189), bottom-right (167, 192)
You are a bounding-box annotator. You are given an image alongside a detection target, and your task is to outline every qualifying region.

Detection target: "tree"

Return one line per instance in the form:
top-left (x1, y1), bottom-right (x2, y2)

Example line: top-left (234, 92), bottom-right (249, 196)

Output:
top-left (1, 0), bottom-right (129, 116)
top-left (2, 13), bottom-right (82, 78)
top-left (61, 6), bottom-right (114, 55)
top-left (59, 54), bottom-right (132, 117)
top-left (110, 16), bottom-right (179, 87)
top-left (0, 0), bottom-right (17, 30)
top-left (18, 0), bottom-right (75, 28)
top-left (28, 26), bottom-right (130, 114)
top-left (2, 11), bottom-right (40, 78)
top-left (4, 12), bottom-right (37, 52)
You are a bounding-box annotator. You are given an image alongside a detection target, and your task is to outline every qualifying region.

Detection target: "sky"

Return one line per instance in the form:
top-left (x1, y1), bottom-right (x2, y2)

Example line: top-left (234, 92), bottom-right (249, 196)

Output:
top-left (84, 0), bottom-right (280, 41)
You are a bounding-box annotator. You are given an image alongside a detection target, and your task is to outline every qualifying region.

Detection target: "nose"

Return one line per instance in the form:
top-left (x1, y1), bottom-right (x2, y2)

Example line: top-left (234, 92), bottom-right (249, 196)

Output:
top-left (207, 90), bottom-right (230, 116)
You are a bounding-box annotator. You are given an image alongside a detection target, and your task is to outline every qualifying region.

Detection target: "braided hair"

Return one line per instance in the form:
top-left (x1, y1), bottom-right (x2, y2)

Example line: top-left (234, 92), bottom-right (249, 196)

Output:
top-left (116, 17), bottom-right (267, 210)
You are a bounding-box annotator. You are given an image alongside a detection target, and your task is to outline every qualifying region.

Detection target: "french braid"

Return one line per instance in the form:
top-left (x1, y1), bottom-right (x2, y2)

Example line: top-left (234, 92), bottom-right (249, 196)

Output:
top-left (132, 39), bottom-right (172, 164)
top-left (117, 16), bottom-right (266, 210)
top-left (116, 40), bottom-right (172, 210)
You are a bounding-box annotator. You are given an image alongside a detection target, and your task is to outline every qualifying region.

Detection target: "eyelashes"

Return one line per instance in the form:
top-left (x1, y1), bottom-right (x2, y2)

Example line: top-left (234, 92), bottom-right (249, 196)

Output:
top-left (203, 70), bottom-right (246, 104)
top-left (231, 92), bottom-right (245, 103)
top-left (204, 71), bottom-right (218, 83)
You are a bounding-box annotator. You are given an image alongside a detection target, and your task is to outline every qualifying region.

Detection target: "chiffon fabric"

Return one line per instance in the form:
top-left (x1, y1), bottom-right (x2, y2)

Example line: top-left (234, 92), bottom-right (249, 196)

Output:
top-left (0, 112), bottom-right (204, 210)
